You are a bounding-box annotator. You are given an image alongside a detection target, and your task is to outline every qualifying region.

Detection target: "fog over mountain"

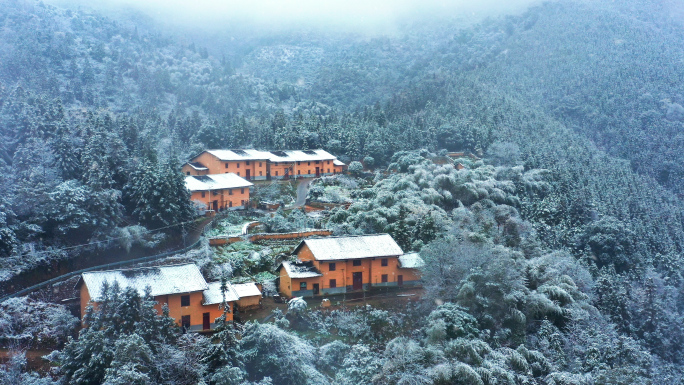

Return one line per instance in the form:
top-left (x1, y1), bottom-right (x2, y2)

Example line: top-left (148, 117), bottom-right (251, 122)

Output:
top-left (46, 0), bottom-right (545, 33)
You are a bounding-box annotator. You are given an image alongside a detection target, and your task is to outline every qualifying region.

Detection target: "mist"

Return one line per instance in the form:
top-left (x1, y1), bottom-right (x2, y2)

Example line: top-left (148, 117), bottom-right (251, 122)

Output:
top-left (46, 0), bottom-right (544, 35)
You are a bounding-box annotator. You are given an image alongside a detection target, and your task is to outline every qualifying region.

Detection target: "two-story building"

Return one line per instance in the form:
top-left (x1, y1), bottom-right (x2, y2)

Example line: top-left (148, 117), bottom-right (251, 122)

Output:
top-left (185, 173), bottom-right (253, 212)
top-left (182, 149), bottom-right (346, 180)
top-left (182, 149), bottom-right (270, 181)
top-left (277, 234), bottom-right (423, 298)
top-left (76, 264), bottom-right (262, 331)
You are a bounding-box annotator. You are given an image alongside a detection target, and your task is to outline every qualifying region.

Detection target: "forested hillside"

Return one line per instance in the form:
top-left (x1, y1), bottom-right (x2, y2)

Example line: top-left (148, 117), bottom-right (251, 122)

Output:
top-left (2, 0), bottom-right (684, 383)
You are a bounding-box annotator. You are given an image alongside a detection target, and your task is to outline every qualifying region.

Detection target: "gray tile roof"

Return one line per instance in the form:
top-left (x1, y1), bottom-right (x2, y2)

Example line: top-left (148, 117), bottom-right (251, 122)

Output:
top-left (188, 162), bottom-right (208, 170)
top-left (185, 173), bottom-right (253, 191)
top-left (296, 234), bottom-right (404, 261)
top-left (280, 261), bottom-right (323, 278)
top-left (80, 263), bottom-right (208, 301)
top-left (202, 281), bottom-right (262, 305)
top-left (233, 282), bottom-right (262, 298)
top-left (398, 253), bottom-right (425, 269)
top-left (205, 149), bottom-right (271, 161)
top-left (202, 149), bottom-right (339, 163)
top-left (203, 281), bottom-right (240, 305)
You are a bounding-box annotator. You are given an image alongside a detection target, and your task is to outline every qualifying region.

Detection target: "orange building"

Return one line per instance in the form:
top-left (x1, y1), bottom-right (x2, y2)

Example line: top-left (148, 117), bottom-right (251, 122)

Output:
top-left (182, 149), bottom-right (346, 180)
top-left (182, 149), bottom-right (270, 181)
top-left (185, 173), bottom-right (253, 212)
top-left (77, 264), bottom-right (262, 331)
top-left (278, 234), bottom-right (423, 298)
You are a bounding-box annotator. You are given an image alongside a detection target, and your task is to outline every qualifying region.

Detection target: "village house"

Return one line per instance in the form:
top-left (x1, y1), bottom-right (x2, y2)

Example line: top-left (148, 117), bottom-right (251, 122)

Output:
top-left (76, 263), bottom-right (262, 331)
top-left (277, 234), bottom-right (424, 298)
top-left (182, 149), bottom-right (270, 180)
top-left (182, 149), bottom-right (346, 180)
top-left (185, 173), bottom-right (253, 212)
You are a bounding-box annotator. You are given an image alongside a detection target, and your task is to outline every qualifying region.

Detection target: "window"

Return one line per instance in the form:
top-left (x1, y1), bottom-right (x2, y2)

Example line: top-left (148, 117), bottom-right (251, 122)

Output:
top-left (297, 161), bottom-right (301, 165)
top-left (328, 160), bottom-right (331, 164)
top-left (246, 161), bottom-right (250, 165)
top-left (381, 258), bottom-right (388, 267)
top-left (316, 160), bottom-right (320, 164)
top-left (181, 295), bottom-right (190, 307)
top-left (353, 260), bottom-right (362, 266)
top-left (186, 171), bottom-right (190, 175)
top-left (330, 279), bottom-right (336, 288)
top-left (241, 188), bottom-right (244, 194)
top-left (308, 161), bottom-right (311, 166)
top-left (300, 282), bottom-right (307, 290)
top-left (225, 163), bottom-right (228, 168)
top-left (229, 189), bottom-right (233, 195)
top-left (201, 192), bottom-right (206, 198)
top-left (259, 162), bottom-right (262, 167)
top-left (213, 190), bottom-right (218, 196)
top-left (329, 263), bottom-right (336, 271)
top-left (381, 274), bottom-right (388, 283)
top-left (237, 163), bottom-right (240, 168)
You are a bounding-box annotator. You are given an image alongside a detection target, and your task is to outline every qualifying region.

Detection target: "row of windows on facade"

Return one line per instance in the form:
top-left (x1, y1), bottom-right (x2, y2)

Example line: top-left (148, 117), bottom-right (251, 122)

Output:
top-left (224, 160), bottom-right (332, 168)
top-left (299, 274), bottom-right (396, 290)
top-left (200, 188), bottom-right (245, 198)
top-left (190, 169), bottom-right (334, 177)
top-left (327, 258), bottom-right (389, 271)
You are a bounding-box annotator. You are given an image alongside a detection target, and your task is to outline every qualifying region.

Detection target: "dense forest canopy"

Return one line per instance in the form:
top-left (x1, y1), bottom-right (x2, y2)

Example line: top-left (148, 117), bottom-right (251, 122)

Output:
top-left (1, 0), bottom-right (684, 383)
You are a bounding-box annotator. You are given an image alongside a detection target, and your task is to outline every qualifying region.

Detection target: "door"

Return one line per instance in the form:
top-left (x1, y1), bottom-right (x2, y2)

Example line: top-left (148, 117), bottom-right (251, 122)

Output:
top-left (246, 169), bottom-right (251, 180)
top-left (203, 312), bottom-right (210, 330)
top-left (212, 200), bottom-right (218, 211)
top-left (313, 283), bottom-right (319, 295)
top-left (398, 275), bottom-right (404, 286)
top-left (352, 272), bottom-right (363, 291)
top-left (315, 167), bottom-right (320, 177)
top-left (181, 315), bottom-right (191, 332)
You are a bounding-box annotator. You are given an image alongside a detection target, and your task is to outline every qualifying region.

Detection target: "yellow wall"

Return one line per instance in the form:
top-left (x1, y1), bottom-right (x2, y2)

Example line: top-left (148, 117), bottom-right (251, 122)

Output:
top-left (190, 187), bottom-right (250, 211)
top-left (188, 152), bottom-right (268, 179)
top-left (269, 162), bottom-right (294, 178)
top-left (80, 285), bottom-right (234, 330)
top-left (279, 268), bottom-right (293, 297)
top-left (237, 295), bottom-right (261, 309)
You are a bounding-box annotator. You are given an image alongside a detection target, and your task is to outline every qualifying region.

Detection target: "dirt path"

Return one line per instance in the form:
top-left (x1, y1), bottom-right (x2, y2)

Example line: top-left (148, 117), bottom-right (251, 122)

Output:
top-left (0, 348), bottom-right (53, 372)
top-left (293, 178), bottom-right (314, 207)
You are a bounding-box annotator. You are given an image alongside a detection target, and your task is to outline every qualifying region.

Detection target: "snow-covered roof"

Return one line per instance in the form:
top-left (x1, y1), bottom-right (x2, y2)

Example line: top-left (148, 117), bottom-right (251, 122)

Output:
top-left (280, 261), bottom-right (323, 279)
top-left (187, 162), bottom-right (208, 171)
top-left (185, 173), bottom-right (253, 192)
top-left (232, 282), bottom-right (262, 298)
top-left (203, 281), bottom-right (240, 305)
top-left (333, 159), bottom-right (346, 166)
top-left (266, 149), bottom-right (337, 163)
top-left (198, 149), bottom-right (340, 164)
top-left (295, 234), bottom-right (404, 261)
top-left (79, 264), bottom-right (208, 301)
top-left (205, 149), bottom-right (271, 161)
top-left (398, 253), bottom-right (425, 269)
